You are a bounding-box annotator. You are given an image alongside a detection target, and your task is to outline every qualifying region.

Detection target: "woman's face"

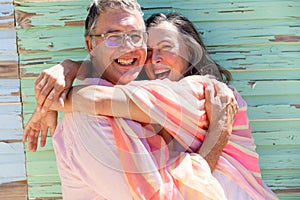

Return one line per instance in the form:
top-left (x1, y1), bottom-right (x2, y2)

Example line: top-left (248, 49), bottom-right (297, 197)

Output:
top-left (145, 21), bottom-right (190, 81)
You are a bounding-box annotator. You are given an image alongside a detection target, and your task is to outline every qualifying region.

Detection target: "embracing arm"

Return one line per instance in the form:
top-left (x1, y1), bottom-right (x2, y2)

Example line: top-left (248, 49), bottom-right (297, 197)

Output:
top-left (197, 81), bottom-right (238, 171)
top-left (54, 85), bottom-right (152, 123)
top-left (55, 79), bottom-right (237, 172)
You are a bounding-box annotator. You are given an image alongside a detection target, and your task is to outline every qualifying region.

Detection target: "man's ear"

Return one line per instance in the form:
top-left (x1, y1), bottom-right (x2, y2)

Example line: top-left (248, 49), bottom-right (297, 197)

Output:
top-left (86, 37), bottom-right (96, 56)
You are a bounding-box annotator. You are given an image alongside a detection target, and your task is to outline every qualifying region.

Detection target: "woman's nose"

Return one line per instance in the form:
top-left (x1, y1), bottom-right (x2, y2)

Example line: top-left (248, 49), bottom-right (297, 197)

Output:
top-left (152, 49), bottom-right (162, 64)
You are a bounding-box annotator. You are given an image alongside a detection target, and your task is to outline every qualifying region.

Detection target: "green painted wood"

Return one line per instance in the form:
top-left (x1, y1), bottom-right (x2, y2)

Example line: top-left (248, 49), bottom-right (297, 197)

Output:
top-left (14, 0), bottom-right (300, 199)
top-left (253, 131), bottom-right (300, 146)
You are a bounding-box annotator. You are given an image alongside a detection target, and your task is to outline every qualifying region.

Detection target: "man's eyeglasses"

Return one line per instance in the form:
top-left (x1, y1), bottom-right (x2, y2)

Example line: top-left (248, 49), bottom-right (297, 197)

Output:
top-left (90, 30), bottom-right (147, 47)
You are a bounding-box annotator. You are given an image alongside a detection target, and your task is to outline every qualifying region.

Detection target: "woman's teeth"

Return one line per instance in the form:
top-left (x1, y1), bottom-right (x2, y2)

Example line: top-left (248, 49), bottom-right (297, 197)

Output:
top-left (155, 69), bottom-right (171, 79)
top-left (116, 58), bottom-right (136, 66)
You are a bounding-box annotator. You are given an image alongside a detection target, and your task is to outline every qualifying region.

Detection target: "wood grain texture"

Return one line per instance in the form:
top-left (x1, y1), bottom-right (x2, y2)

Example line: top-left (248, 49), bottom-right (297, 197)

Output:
top-left (11, 0), bottom-right (300, 199)
top-left (0, 0), bottom-right (27, 199)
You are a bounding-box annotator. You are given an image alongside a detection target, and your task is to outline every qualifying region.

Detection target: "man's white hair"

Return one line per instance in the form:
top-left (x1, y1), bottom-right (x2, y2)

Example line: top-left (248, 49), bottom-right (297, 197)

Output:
top-left (85, 0), bottom-right (144, 37)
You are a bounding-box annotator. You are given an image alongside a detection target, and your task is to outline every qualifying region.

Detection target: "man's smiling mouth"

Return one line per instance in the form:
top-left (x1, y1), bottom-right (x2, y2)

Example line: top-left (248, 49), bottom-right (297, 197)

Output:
top-left (115, 58), bottom-right (137, 66)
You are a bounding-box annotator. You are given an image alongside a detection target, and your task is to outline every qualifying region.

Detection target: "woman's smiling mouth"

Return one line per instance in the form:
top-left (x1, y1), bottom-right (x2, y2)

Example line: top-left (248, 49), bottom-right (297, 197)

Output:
top-left (154, 68), bottom-right (171, 79)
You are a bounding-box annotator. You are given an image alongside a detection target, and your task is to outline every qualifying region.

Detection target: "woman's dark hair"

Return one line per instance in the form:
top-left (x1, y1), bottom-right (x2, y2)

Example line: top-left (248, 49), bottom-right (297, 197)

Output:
top-left (145, 13), bottom-right (232, 84)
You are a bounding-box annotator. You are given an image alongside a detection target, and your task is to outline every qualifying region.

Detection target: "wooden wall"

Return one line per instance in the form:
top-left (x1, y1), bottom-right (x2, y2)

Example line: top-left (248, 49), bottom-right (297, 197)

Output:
top-left (0, 0), bottom-right (27, 199)
top-left (0, 0), bottom-right (299, 199)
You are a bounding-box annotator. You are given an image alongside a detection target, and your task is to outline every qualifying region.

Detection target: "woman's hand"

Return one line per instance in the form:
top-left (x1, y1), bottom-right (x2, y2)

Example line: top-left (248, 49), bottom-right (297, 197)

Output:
top-left (198, 79), bottom-right (238, 171)
top-left (34, 59), bottom-right (83, 115)
top-left (23, 110), bottom-right (58, 152)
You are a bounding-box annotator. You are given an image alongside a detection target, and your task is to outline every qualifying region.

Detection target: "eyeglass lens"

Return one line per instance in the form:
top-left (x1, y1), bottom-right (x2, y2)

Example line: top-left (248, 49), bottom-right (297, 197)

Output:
top-left (105, 31), bottom-right (145, 47)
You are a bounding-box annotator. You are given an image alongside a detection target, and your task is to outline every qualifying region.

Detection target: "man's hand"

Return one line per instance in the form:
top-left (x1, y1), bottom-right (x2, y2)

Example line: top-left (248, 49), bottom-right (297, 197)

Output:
top-left (23, 110), bottom-right (58, 152)
top-left (34, 59), bottom-right (82, 115)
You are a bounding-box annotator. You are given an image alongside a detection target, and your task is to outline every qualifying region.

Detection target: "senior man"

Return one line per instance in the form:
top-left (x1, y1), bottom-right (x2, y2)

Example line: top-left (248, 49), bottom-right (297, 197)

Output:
top-left (48, 0), bottom-right (147, 199)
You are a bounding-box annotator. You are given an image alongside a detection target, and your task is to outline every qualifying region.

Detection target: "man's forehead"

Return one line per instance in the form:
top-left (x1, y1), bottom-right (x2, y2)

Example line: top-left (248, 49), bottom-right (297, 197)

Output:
top-left (97, 10), bottom-right (145, 32)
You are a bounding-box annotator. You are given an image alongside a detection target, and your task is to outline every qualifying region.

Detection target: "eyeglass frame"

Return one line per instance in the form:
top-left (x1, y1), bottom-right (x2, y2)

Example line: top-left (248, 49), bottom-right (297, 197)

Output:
top-left (89, 30), bottom-right (148, 48)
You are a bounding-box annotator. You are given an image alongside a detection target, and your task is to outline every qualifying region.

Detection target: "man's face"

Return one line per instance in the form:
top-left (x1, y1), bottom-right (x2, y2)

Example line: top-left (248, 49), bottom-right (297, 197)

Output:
top-left (86, 9), bottom-right (147, 85)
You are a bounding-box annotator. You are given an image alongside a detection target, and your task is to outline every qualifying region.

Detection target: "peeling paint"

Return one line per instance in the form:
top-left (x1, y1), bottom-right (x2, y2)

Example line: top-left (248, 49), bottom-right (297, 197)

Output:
top-left (10, 91), bottom-right (20, 96)
top-left (218, 9), bottom-right (254, 13)
top-left (270, 35), bottom-right (300, 42)
top-left (226, 57), bottom-right (246, 61)
top-left (64, 20), bottom-right (84, 26)
top-left (15, 10), bottom-right (42, 28)
top-left (0, 61), bottom-right (18, 78)
top-left (248, 81), bottom-right (256, 89)
top-left (291, 104), bottom-right (300, 109)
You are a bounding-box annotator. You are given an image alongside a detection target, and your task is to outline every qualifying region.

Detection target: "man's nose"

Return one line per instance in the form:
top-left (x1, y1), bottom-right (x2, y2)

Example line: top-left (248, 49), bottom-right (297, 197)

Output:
top-left (121, 34), bottom-right (135, 49)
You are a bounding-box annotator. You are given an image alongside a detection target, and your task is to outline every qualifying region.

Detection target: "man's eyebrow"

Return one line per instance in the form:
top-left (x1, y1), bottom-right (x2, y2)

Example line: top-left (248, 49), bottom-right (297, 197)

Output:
top-left (105, 29), bottom-right (122, 34)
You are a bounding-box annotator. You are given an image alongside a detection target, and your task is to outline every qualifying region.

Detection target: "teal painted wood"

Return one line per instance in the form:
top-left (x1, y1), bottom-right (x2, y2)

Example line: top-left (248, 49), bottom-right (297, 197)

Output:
top-left (15, 0), bottom-right (300, 199)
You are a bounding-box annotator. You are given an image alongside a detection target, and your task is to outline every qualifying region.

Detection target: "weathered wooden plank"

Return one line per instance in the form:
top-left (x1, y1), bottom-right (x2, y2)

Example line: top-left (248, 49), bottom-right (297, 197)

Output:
top-left (166, 2), bottom-right (300, 22)
top-left (17, 26), bottom-right (85, 52)
top-left (27, 184), bottom-right (62, 199)
top-left (232, 80), bottom-right (300, 96)
top-left (262, 169), bottom-right (300, 189)
top-left (0, 180), bottom-right (27, 200)
top-left (0, 103), bottom-right (23, 140)
top-left (251, 120), bottom-right (300, 134)
top-left (230, 69), bottom-right (300, 81)
top-left (276, 193), bottom-right (300, 200)
top-left (0, 30), bottom-right (18, 78)
top-left (15, 1), bottom-right (88, 28)
top-left (247, 105), bottom-right (300, 120)
top-left (0, 113), bottom-right (22, 130)
top-left (0, 142), bottom-right (26, 184)
top-left (257, 144), bottom-right (300, 169)
top-left (0, 30), bottom-right (16, 51)
top-left (208, 44), bottom-right (300, 70)
top-left (0, 79), bottom-right (20, 103)
top-left (0, 2), bottom-right (14, 29)
top-left (243, 95), bottom-right (300, 107)
top-left (253, 131), bottom-right (300, 146)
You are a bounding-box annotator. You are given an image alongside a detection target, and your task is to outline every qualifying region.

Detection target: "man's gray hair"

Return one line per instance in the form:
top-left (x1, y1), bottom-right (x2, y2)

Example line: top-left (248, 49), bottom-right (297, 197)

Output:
top-left (85, 0), bottom-right (144, 37)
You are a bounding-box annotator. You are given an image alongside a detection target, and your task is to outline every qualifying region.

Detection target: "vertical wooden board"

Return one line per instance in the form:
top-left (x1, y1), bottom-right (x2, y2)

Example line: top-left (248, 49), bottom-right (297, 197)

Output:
top-left (0, 1), bottom-right (18, 78)
top-left (0, 0), bottom-right (26, 199)
top-left (0, 79), bottom-right (20, 103)
top-left (0, 1), bottom-right (14, 29)
top-left (0, 142), bottom-right (26, 184)
top-left (0, 180), bottom-right (27, 200)
top-left (25, 141), bottom-right (62, 199)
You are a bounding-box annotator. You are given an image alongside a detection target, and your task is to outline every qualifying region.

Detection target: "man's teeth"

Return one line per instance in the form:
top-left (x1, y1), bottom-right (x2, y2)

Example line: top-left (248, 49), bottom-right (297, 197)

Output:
top-left (117, 58), bottom-right (135, 65)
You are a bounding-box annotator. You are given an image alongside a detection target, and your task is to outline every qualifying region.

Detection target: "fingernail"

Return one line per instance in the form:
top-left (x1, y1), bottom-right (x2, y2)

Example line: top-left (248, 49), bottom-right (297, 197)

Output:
top-left (41, 109), bottom-right (46, 116)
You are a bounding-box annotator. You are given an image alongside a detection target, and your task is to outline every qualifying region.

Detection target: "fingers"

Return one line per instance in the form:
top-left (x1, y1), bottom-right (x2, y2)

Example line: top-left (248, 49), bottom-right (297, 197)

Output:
top-left (22, 125), bottom-right (31, 143)
top-left (226, 96), bottom-right (239, 121)
top-left (50, 126), bottom-right (56, 137)
top-left (36, 78), bottom-right (57, 110)
top-left (28, 131), bottom-right (39, 152)
top-left (40, 124), bottom-right (48, 147)
top-left (41, 83), bottom-right (65, 115)
top-left (205, 80), bottom-right (215, 100)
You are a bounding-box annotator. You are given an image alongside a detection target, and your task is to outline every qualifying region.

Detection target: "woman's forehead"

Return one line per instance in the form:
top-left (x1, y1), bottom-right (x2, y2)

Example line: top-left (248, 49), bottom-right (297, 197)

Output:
top-left (147, 22), bottom-right (182, 44)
